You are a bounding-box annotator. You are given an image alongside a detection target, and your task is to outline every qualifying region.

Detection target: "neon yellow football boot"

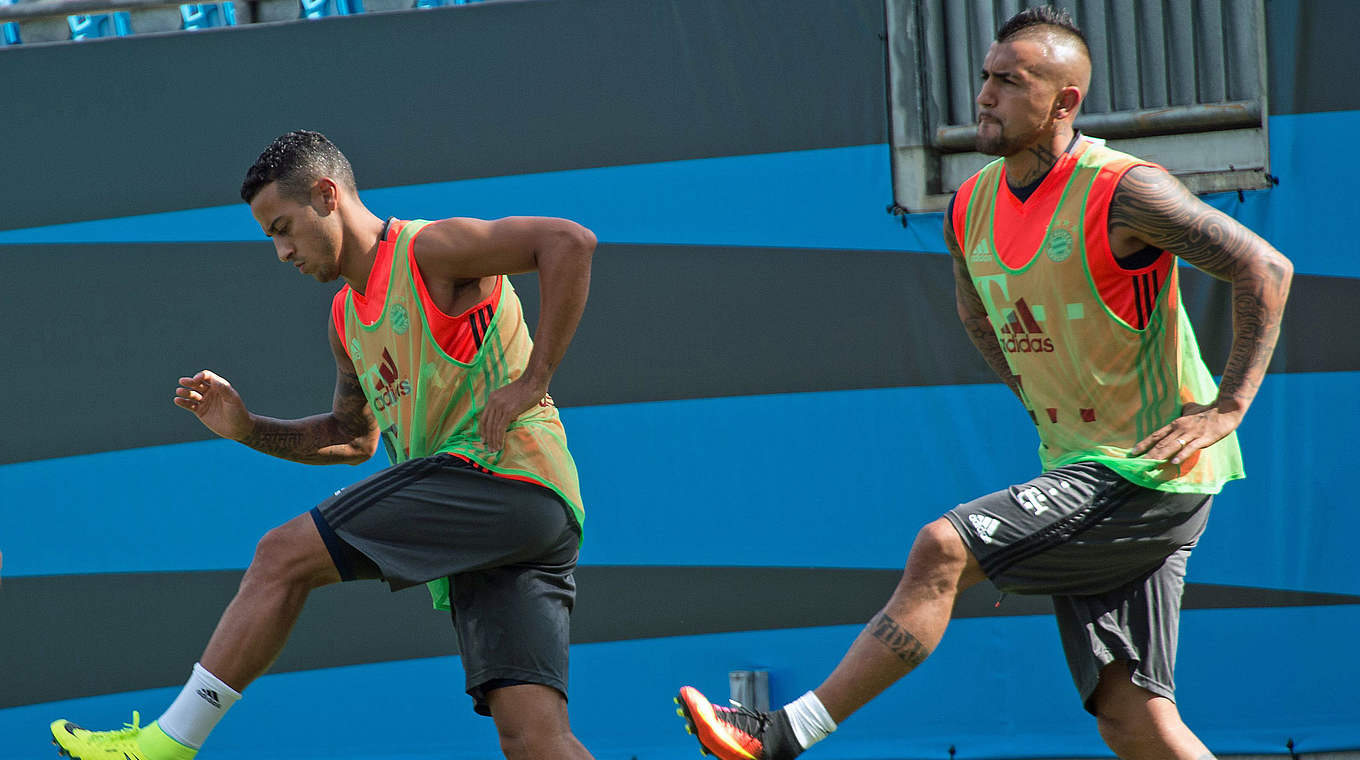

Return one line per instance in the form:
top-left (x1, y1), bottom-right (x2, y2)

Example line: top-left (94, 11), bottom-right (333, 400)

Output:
top-left (50, 712), bottom-right (197, 760)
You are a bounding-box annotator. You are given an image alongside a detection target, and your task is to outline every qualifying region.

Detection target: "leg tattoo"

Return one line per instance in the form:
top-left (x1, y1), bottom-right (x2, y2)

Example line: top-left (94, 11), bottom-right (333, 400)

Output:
top-left (869, 612), bottom-right (930, 668)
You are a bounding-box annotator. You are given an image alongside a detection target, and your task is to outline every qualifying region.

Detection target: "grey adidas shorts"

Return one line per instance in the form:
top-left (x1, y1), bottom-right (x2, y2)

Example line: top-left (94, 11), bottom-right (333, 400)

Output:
top-left (310, 453), bottom-right (580, 716)
top-left (943, 461), bottom-right (1211, 712)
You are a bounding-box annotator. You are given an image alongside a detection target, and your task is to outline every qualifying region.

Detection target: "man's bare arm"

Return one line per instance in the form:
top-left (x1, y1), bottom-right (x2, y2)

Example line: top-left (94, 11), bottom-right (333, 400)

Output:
top-left (945, 212), bottom-right (1024, 401)
top-left (175, 317), bottom-right (380, 465)
top-left (413, 216), bottom-right (595, 450)
top-left (1110, 166), bottom-right (1293, 459)
top-left (238, 316), bottom-right (380, 464)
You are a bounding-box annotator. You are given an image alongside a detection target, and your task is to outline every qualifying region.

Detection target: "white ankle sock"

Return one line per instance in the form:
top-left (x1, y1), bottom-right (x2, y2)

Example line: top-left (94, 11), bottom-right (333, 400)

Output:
top-left (156, 663), bottom-right (242, 749)
top-left (782, 691), bottom-right (837, 750)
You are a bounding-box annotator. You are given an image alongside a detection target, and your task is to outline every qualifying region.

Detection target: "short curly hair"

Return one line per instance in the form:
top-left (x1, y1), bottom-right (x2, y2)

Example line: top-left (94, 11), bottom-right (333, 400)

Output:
top-left (241, 130), bottom-right (357, 204)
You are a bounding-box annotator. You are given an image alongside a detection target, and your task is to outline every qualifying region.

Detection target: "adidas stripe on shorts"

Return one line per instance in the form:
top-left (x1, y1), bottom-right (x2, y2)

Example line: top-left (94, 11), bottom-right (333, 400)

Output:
top-left (943, 460), bottom-right (1211, 712)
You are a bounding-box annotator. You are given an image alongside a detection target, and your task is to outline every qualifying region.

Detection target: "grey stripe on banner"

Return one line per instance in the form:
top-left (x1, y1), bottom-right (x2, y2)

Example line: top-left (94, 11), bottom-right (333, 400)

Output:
top-left (0, 0), bottom-right (885, 231)
top-left (0, 241), bottom-right (1353, 465)
top-left (2, 568), bottom-right (1357, 709)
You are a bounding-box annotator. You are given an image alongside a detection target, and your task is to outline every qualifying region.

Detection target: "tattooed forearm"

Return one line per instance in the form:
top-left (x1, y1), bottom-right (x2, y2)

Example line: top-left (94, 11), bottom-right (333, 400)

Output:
top-left (240, 414), bottom-right (352, 464)
top-left (869, 612), bottom-right (931, 669)
top-left (961, 312), bottom-right (1023, 400)
top-left (1109, 166), bottom-right (1292, 413)
top-left (242, 427), bottom-right (305, 449)
top-left (946, 225), bottom-right (1024, 401)
top-left (963, 316), bottom-right (1024, 400)
top-left (1216, 281), bottom-right (1284, 405)
top-left (240, 371), bottom-right (377, 464)
top-left (332, 370), bottom-right (377, 440)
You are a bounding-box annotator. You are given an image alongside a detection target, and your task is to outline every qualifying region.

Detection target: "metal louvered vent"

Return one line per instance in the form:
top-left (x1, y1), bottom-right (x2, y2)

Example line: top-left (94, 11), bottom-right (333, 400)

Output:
top-left (886, 0), bottom-right (1270, 214)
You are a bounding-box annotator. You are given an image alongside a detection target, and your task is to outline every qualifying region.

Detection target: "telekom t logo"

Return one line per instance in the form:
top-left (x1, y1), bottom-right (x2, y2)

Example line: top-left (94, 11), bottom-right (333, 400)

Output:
top-left (975, 274), bottom-right (1025, 329)
top-left (974, 274), bottom-right (1087, 331)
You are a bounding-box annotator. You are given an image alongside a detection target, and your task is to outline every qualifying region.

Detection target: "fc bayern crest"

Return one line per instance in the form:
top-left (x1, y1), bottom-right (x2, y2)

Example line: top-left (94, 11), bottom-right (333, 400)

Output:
top-left (390, 303), bottom-right (410, 335)
top-left (1046, 228), bottom-right (1074, 263)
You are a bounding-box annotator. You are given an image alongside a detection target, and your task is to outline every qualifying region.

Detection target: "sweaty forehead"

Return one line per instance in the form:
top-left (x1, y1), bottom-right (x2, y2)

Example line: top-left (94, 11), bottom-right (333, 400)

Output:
top-left (988, 38), bottom-right (1048, 71)
top-left (988, 36), bottom-right (1086, 89)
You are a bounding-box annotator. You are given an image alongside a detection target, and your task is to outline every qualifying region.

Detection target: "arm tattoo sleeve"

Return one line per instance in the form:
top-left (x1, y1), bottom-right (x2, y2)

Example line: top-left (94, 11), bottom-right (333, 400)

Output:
top-left (239, 370), bottom-right (376, 464)
top-left (331, 370), bottom-right (376, 440)
top-left (239, 415), bottom-right (338, 463)
top-left (869, 611), bottom-right (931, 669)
top-left (1109, 167), bottom-right (1292, 411)
top-left (946, 219), bottom-right (1024, 401)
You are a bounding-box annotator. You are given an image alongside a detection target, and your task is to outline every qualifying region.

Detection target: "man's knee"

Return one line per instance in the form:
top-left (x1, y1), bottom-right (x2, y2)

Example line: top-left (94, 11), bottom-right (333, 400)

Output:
top-left (489, 685), bottom-right (573, 760)
top-left (912, 519), bottom-right (967, 564)
top-left (903, 518), bottom-right (984, 590)
top-left (1097, 705), bottom-right (1154, 756)
top-left (496, 724), bottom-right (570, 760)
top-left (1092, 662), bottom-right (1190, 757)
top-left (1098, 706), bottom-right (1194, 759)
top-left (245, 515), bottom-right (336, 589)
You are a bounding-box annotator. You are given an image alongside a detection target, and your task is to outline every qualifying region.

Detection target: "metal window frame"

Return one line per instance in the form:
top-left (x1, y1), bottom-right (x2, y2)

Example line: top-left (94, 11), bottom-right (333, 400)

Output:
top-left (886, 0), bottom-right (1272, 214)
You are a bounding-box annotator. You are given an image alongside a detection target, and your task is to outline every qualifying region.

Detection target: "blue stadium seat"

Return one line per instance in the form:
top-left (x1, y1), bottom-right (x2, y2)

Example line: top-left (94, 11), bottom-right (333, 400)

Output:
top-left (67, 11), bottom-right (132, 39)
top-left (299, 0), bottom-right (362, 19)
top-left (180, 2), bottom-right (237, 30)
top-left (1, 0), bottom-right (21, 44)
top-left (413, 0), bottom-right (482, 7)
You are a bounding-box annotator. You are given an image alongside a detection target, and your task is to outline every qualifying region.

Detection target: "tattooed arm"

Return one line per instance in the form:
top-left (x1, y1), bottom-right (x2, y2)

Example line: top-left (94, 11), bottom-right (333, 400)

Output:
top-left (945, 207), bottom-right (1024, 402)
top-left (1110, 166), bottom-right (1293, 462)
top-left (173, 316), bottom-right (380, 465)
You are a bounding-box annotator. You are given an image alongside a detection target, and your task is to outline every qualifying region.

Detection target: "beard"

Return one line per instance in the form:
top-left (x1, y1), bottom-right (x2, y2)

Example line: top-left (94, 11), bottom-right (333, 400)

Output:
top-left (975, 109), bottom-right (1059, 157)
top-left (975, 119), bottom-right (1025, 156)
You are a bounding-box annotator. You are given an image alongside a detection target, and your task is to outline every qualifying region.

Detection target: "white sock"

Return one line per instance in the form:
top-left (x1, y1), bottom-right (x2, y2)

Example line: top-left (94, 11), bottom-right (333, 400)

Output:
top-left (156, 663), bottom-right (242, 749)
top-left (782, 690), bottom-right (837, 750)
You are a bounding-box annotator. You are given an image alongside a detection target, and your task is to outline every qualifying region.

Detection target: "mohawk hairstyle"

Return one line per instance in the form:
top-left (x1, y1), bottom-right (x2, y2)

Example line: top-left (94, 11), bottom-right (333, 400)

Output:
top-left (240, 129), bottom-right (357, 204)
top-left (996, 5), bottom-right (1090, 58)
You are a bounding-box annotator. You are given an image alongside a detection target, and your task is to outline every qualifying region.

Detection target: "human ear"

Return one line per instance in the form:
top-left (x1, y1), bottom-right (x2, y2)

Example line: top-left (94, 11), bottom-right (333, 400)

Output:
top-left (1053, 85), bottom-right (1082, 121)
top-left (313, 177), bottom-right (340, 213)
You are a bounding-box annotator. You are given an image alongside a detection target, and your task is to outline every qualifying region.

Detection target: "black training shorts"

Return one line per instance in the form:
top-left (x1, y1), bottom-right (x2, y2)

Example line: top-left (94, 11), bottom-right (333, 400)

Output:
top-left (310, 453), bottom-right (580, 716)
